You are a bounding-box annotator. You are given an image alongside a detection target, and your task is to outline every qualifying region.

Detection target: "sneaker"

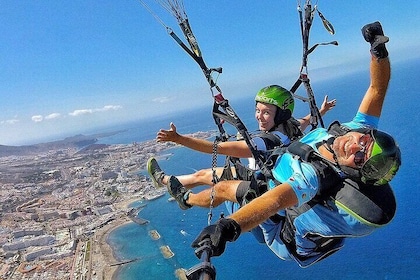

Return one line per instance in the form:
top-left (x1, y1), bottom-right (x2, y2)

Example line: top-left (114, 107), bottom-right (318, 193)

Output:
top-left (167, 176), bottom-right (192, 210)
top-left (147, 157), bottom-right (165, 188)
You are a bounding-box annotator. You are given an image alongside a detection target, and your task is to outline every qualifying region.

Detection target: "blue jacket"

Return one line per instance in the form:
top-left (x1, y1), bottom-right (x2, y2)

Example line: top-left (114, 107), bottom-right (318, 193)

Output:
top-left (228, 112), bottom-right (383, 267)
top-left (262, 112), bottom-right (380, 266)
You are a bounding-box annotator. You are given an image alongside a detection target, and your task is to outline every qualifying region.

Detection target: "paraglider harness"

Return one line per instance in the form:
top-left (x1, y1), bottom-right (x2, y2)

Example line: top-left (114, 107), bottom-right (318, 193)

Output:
top-left (138, 0), bottom-right (338, 278)
top-left (139, 0), bottom-right (274, 180)
top-left (265, 121), bottom-right (397, 267)
top-left (207, 0), bottom-right (339, 203)
top-left (138, 2), bottom-right (260, 278)
top-left (210, 0), bottom-right (339, 207)
top-left (210, 0), bottom-right (338, 186)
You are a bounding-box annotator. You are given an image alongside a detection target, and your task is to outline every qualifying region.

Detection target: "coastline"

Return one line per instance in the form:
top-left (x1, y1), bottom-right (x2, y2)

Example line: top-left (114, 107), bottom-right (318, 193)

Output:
top-left (91, 197), bottom-right (143, 280)
top-left (87, 131), bottom-right (210, 279)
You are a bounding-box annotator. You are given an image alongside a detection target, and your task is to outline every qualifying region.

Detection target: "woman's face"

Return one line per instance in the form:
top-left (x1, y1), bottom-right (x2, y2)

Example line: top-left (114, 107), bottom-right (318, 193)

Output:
top-left (255, 102), bottom-right (277, 131)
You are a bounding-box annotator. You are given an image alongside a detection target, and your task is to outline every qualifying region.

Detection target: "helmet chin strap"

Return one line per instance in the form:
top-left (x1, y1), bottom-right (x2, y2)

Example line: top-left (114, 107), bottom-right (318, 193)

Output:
top-left (274, 108), bottom-right (292, 125)
top-left (323, 137), bottom-right (338, 162)
top-left (323, 137), bottom-right (362, 180)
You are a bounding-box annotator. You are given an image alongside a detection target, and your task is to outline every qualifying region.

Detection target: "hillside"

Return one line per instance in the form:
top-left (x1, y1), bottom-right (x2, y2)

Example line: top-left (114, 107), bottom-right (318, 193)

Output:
top-left (0, 131), bottom-right (124, 157)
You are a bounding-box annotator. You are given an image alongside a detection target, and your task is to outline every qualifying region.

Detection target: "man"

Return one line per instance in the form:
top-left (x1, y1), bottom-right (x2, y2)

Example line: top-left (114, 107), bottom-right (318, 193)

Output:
top-left (189, 21), bottom-right (401, 267)
top-left (148, 88), bottom-right (336, 209)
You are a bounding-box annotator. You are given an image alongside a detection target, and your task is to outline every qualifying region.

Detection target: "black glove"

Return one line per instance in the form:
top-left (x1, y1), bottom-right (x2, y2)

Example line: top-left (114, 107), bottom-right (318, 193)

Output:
top-left (361, 21), bottom-right (389, 59)
top-left (191, 218), bottom-right (241, 257)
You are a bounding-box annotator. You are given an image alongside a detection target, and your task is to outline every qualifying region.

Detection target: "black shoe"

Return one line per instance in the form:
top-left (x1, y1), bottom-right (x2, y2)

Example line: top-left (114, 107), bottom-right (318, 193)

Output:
top-left (167, 176), bottom-right (192, 210)
top-left (147, 157), bottom-right (165, 188)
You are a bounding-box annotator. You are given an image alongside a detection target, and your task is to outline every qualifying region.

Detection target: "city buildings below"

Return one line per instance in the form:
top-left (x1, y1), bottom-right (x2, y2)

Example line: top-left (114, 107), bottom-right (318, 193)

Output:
top-left (0, 131), bottom-right (213, 280)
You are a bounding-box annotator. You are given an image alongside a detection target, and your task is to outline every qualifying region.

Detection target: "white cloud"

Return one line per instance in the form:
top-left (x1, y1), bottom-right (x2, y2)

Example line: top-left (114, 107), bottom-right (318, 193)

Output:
top-left (1, 119), bottom-right (19, 125)
top-left (152, 96), bottom-right (172, 103)
top-left (69, 105), bottom-right (122, 117)
top-left (69, 109), bottom-right (93, 116)
top-left (31, 115), bottom-right (43, 122)
top-left (45, 113), bottom-right (61, 120)
top-left (30, 113), bottom-right (61, 122)
top-left (99, 105), bottom-right (122, 111)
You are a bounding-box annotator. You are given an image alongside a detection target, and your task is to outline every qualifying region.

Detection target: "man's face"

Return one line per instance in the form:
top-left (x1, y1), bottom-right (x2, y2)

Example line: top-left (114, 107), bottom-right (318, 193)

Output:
top-left (332, 131), bottom-right (374, 168)
top-left (255, 102), bottom-right (277, 131)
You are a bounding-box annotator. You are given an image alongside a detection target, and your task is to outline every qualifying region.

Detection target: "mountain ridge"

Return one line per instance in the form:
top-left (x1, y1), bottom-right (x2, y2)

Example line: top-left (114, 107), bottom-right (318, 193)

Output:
top-left (0, 130), bottom-right (124, 157)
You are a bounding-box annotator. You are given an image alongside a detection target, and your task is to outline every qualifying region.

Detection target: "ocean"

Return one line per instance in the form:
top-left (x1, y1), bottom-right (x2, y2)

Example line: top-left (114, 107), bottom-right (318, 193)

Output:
top-left (104, 59), bottom-right (419, 280)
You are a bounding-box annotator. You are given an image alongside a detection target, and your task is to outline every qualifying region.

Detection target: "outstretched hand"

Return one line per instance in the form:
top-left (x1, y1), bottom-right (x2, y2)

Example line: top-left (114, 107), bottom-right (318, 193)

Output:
top-left (156, 122), bottom-right (179, 143)
top-left (319, 95), bottom-right (337, 115)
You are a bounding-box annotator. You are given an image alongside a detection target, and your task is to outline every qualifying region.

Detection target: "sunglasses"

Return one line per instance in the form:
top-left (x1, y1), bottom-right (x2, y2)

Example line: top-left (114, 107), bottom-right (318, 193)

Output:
top-left (353, 133), bottom-right (373, 166)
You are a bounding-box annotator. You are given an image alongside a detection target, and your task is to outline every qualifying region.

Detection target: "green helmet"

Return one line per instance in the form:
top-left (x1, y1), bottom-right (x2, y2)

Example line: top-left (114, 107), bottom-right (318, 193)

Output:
top-left (360, 130), bottom-right (401, 186)
top-left (255, 85), bottom-right (295, 124)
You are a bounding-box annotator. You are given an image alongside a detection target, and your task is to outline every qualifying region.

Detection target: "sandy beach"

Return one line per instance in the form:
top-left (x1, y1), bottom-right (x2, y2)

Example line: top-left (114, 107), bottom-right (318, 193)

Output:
top-left (91, 197), bottom-right (143, 280)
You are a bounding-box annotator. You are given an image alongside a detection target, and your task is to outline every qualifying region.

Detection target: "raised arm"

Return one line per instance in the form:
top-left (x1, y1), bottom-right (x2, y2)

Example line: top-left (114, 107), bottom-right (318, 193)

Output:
top-left (358, 22), bottom-right (390, 117)
top-left (299, 95), bottom-right (337, 131)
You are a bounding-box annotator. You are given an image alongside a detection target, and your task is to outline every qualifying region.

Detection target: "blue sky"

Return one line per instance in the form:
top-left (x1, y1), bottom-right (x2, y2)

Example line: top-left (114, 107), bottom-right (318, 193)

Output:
top-left (0, 1), bottom-right (419, 146)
